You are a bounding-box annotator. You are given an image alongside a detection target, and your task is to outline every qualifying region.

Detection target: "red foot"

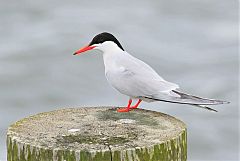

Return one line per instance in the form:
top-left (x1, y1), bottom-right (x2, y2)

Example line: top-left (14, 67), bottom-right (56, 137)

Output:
top-left (117, 99), bottom-right (143, 112)
top-left (131, 99), bottom-right (142, 109)
top-left (117, 108), bottom-right (130, 112)
top-left (117, 99), bottom-right (132, 113)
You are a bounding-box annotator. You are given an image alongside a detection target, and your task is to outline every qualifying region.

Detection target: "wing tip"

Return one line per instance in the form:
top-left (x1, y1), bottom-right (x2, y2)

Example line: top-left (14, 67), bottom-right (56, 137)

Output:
top-left (216, 100), bottom-right (230, 105)
top-left (193, 105), bottom-right (218, 112)
top-left (207, 107), bottom-right (218, 112)
top-left (223, 101), bottom-right (230, 104)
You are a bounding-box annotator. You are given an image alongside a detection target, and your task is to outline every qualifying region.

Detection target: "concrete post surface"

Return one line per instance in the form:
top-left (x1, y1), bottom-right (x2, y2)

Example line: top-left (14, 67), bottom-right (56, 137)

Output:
top-left (7, 107), bottom-right (187, 161)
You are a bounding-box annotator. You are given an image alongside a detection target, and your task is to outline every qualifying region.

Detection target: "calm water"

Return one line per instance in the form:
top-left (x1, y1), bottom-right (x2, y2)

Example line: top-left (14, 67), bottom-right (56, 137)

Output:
top-left (0, 0), bottom-right (238, 160)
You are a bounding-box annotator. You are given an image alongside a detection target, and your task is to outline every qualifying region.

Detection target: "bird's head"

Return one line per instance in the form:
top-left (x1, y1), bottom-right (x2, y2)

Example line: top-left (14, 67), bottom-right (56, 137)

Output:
top-left (73, 32), bottom-right (124, 55)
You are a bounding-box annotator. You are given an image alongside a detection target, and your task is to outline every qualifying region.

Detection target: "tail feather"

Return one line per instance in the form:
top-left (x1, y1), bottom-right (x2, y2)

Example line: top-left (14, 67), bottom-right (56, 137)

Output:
top-left (192, 105), bottom-right (218, 112)
top-left (140, 90), bottom-right (229, 112)
top-left (172, 90), bottom-right (230, 105)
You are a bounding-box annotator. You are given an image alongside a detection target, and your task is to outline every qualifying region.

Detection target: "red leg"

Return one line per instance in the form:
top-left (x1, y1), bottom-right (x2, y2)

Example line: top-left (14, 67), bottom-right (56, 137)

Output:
top-left (131, 99), bottom-right (142, 109)
top-left (117, 99), bottom-right (132, 112)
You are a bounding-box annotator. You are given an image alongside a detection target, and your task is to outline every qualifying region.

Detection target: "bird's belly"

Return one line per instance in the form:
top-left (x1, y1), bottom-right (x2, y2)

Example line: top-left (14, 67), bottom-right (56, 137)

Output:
top-left (105, 70), bottom-right (139, 97)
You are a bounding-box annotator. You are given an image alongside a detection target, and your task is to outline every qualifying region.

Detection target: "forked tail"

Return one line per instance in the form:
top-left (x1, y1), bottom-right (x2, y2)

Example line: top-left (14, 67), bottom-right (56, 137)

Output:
top-left (172, 90), bottom-right (229, 105)
top-left (141, 90), bottom-right (230, 112)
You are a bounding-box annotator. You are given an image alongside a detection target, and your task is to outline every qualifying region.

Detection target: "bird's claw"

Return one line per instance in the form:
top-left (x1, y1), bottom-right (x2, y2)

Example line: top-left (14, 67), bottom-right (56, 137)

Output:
top-left (117, 108), bottom-right (130, 112)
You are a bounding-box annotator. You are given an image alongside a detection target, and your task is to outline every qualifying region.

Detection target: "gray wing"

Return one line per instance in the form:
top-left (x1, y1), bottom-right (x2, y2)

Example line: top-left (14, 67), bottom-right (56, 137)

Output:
top-left (110, 52), bottom-right (179, 97)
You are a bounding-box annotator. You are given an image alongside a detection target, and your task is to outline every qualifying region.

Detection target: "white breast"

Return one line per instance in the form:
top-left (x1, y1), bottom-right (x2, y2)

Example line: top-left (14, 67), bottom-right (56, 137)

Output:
top-left (104, 51), bottom-right (135, 96)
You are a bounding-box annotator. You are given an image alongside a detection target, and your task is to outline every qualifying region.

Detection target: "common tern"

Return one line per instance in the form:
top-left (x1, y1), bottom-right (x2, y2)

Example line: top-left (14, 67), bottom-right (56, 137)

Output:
top-left (73, 32), bottom-right (229, 112)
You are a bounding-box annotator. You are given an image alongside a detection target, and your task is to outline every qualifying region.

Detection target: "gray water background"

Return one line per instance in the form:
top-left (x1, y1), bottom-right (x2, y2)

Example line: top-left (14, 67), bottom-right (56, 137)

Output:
top-left (0, 0), bottom-right (238, 160)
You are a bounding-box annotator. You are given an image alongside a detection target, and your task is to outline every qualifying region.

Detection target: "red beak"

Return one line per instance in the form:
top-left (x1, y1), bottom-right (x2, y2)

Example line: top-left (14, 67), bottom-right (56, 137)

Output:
top-left (73, 45), bottom-right (96, 55)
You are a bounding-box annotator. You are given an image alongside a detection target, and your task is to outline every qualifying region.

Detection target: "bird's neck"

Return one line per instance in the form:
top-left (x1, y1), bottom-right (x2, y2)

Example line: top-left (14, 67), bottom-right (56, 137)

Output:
top-left (102, 48), bottom-right (125, 71)
top-left (101, 43), bottom-right (123, 53)
top-left (102, 42), bottom-right (124, 59)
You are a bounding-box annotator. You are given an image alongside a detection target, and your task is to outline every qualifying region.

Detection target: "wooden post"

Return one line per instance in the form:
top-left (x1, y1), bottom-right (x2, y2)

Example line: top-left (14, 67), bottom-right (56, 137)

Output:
top-left (7, 107), bottom-right (187, 161)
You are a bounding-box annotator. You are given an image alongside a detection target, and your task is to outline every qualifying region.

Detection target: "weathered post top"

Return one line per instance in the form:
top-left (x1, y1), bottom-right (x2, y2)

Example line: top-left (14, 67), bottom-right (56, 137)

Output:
top-left (7, 107), bottom-right (187, 161)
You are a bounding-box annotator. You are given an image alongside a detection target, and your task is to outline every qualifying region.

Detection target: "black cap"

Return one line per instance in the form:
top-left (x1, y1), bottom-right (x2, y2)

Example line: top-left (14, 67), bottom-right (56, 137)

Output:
top-left (89, 32), bottom-right (124, 51)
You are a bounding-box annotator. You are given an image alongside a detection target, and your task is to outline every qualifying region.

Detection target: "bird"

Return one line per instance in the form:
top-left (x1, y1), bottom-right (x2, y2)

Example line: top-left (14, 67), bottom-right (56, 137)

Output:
top-left (73, 32), bottom-right (229, 112)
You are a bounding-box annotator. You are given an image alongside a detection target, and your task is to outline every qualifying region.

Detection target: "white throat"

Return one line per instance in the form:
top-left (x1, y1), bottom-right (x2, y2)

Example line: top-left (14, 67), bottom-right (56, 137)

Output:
top-left (100, 41), bottom-right (125, 73)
